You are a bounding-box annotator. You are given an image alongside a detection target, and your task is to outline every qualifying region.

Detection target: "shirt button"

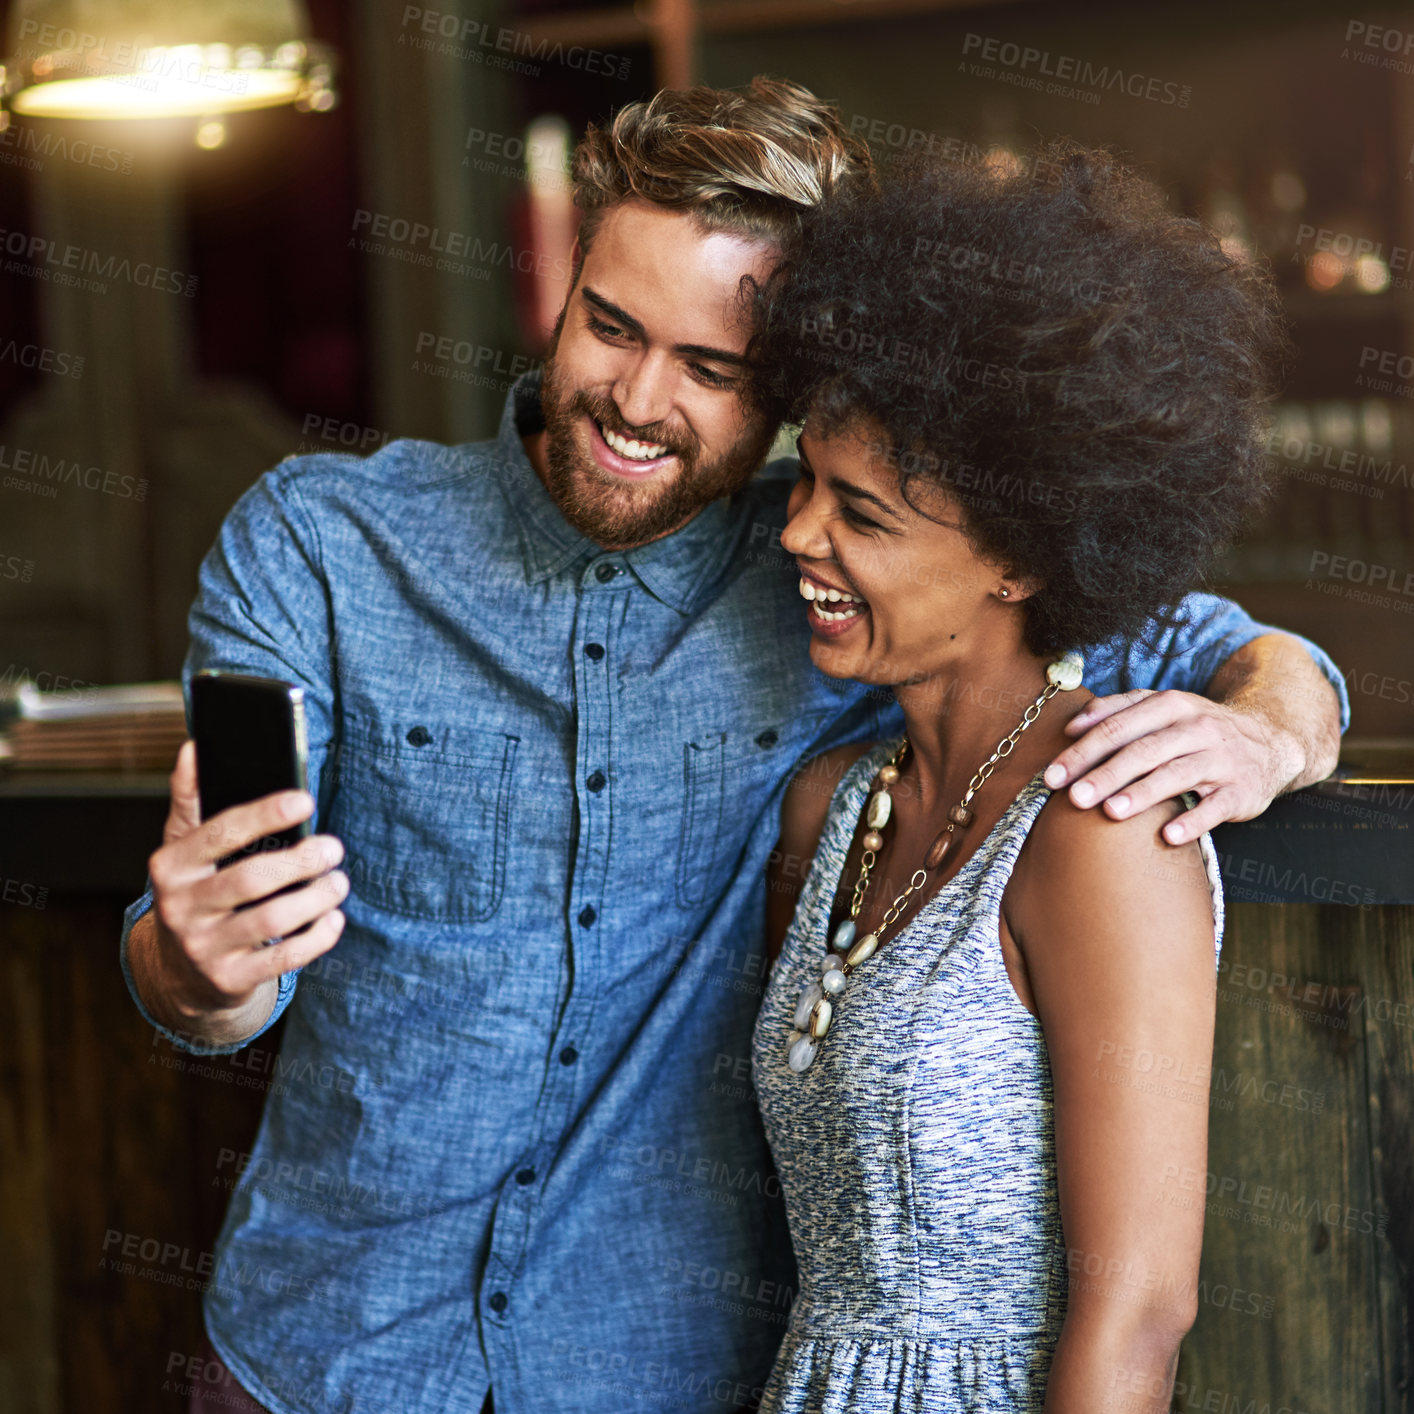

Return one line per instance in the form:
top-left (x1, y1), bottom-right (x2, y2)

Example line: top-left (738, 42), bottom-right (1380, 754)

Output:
top-left (578, 905), bottom-right (597, 927)
top-left (584, 642), bottom-right (605, 660)
top-left (755, 729), bottom-right (779, 748)
top-left (515, 1167), bottom-right (536, 1186)
top-left (595, 563), bottom-right (619, 583)
top-left (488, 1291), bottom-right (509, 1314)
top-left (406, 725), bottom-right (432, 747)
top-left (559, 1046), bottom-right (579, 1066)
top-left (586, 770), bottom-right (606, 793)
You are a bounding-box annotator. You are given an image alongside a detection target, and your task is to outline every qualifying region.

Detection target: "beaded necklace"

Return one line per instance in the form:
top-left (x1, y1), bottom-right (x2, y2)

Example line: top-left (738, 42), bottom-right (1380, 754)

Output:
top-left (786, 651), bottom-right (1084, 1073)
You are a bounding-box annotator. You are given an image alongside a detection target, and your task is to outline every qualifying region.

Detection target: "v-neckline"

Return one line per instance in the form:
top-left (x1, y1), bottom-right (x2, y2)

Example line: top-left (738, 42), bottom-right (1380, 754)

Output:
top-left (813, 741), bottom-right (1051, 968)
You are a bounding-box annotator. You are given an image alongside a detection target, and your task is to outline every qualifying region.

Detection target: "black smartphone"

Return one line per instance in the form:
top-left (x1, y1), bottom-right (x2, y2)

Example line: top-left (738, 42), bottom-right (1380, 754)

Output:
top-left (191, 670), bottom-right (312, 881)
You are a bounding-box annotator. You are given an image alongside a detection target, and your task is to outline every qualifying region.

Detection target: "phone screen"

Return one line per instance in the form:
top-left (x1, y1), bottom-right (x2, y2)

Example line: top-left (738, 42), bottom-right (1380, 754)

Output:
top-left (191, 671), bottom-right (311, 869)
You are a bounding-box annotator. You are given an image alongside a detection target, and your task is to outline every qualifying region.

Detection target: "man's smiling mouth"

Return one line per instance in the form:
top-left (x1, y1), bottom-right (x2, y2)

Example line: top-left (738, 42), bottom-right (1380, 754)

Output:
top-left (597, 419), bottom-right (670, 462)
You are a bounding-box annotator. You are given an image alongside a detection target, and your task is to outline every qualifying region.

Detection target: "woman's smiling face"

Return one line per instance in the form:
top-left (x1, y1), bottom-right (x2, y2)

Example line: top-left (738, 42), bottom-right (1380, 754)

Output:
top-left (780, 416), bottom-right (1027, 688)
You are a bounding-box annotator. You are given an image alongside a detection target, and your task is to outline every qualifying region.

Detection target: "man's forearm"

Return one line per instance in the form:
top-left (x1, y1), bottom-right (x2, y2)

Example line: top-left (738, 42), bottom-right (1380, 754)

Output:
top-left (128, 908), bottom-right (278, 1051)
top-left (1206, 632), bottom-right (1342, 794)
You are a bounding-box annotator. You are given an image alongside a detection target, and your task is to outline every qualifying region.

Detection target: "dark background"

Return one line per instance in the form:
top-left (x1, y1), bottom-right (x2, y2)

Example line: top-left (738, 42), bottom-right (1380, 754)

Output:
top-left (0, 0), bottom-right (1410, 733)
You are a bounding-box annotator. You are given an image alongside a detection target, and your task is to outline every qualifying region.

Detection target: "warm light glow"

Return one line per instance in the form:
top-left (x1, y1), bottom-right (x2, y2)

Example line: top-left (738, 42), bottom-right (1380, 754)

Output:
top-left (1313, 401), bottom-right (1356, 449)
top-left (1270, 171), bottom-right (1306, 212)
top-left (1219, 234), bottom-right (1254, 262)
top-left (982, 146), bottom-right (1021, 179)
top-left (195, 116), bottom-right (226, 149)
top-left (1354, 254), bottom-right (1390, 294)
top-left (1210, 205), bottom-right (1243, 238)
top-left (523, 113), bottom-right (576, 346)
top-left (4, 36), bottom-right (334, 122)
top-left (1361, 399), bottom-right (1393, 453)
top-left (1305, 250), bottom-right (1344, 291)
top-left (11, 63), bottom-right (305, 119)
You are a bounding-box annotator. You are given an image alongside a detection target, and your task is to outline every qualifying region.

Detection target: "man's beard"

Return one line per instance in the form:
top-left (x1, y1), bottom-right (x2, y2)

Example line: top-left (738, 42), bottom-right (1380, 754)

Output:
top-left (538, 356), bottom-right (776, 549)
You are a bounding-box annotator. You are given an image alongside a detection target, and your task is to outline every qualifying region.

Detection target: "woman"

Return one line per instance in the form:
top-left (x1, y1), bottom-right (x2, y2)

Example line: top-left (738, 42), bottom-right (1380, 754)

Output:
top-left (749, 145), bottom-right (1283, 1412)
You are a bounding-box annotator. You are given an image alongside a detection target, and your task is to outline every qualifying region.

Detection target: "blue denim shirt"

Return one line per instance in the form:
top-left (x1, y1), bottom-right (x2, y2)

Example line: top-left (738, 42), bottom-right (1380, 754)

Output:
top-left (120, 374), bottom-right (1347, 1414)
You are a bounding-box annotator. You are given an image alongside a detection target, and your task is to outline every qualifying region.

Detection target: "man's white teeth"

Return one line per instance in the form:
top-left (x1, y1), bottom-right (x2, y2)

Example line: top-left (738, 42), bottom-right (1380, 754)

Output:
top-left (599, 421), bottom-right (668, 461)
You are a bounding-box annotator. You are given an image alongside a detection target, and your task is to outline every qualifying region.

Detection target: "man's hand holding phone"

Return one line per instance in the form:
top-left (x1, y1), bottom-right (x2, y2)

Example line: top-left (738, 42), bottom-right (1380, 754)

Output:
top-left (128, 739), bottom-right (348, 1049)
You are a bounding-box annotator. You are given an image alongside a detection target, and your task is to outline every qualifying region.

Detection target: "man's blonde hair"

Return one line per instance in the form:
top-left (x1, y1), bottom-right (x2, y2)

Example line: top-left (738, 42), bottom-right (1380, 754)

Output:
top-left (571, 77), bottom-right (875, 254)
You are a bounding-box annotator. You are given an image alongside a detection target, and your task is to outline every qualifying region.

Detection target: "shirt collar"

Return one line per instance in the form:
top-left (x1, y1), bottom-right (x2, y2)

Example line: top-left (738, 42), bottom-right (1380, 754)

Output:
top-left (492, 371), bottom-right (743, 616)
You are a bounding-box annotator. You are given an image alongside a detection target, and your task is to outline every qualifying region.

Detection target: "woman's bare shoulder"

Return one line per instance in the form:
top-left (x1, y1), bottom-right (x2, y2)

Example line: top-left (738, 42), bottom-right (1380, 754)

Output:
top-left (1009, 787), bottom-right (1214, 967)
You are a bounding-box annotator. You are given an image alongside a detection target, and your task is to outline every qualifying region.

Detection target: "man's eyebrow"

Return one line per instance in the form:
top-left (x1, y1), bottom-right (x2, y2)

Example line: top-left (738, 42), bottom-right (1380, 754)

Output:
top-left (582, 285), bottom-right (748, 369)
top-left (796, 436), bottom-right (902, 519)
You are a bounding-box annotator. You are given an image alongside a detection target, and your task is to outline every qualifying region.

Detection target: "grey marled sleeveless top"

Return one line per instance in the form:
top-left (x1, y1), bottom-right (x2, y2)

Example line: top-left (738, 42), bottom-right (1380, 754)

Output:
top-left (751, 740), bottom-right (1224, 1412)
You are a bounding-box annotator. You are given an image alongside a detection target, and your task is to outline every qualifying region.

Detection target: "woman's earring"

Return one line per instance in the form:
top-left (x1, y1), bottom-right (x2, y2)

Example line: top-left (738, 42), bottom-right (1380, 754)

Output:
top-left (999, 587), bottom-right (1011, 599)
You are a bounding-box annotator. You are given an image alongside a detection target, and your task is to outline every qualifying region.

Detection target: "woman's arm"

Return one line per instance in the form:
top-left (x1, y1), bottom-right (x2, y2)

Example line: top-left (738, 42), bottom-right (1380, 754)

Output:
top-left (766, 744), bottom-right (873, 963)
top-left (1006, 791), bottom-right (1219, 1413)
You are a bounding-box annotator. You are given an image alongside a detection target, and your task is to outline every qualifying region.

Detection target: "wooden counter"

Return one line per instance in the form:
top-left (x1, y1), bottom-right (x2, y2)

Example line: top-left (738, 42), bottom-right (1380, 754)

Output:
top-left (0, 766), bottom-right (1410, 1413)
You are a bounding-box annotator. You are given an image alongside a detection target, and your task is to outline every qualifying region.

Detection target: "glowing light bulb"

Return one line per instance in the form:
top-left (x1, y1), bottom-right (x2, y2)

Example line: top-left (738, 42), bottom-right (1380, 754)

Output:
top-left (1305, 250), bottom-right (1344, 292)
top-left (1354, 254), bottom-right (1390, 294)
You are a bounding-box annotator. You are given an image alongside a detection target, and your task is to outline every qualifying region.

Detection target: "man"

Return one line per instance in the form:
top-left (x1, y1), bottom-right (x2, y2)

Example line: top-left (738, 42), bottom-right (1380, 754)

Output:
top-left (123, 79), bottom-right (1346, 1414)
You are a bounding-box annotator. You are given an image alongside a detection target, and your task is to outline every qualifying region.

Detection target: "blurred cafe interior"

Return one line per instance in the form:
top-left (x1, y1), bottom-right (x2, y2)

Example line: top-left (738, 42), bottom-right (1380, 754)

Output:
top-left (0, 0), bottom-right (1411, 1410)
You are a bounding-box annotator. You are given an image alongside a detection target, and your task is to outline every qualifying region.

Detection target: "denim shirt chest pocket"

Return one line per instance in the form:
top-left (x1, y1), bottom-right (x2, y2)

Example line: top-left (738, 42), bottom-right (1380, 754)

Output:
top-left (676, 709), bottom-right (833, 911)
top-left (328, 713), bottom-right (520, 924)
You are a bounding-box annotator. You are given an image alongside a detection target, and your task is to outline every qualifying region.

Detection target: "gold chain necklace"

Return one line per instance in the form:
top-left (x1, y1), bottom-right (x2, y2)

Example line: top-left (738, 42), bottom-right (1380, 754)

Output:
top-left (786, 651), bottom-right (1084, 1073)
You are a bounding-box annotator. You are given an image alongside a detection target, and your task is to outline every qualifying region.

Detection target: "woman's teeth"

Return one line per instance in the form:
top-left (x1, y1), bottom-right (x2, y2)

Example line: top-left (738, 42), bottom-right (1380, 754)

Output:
top-left (799, 577), bottom-right (867, 621)
top-left (599, 421), bottom-right (668, 462)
